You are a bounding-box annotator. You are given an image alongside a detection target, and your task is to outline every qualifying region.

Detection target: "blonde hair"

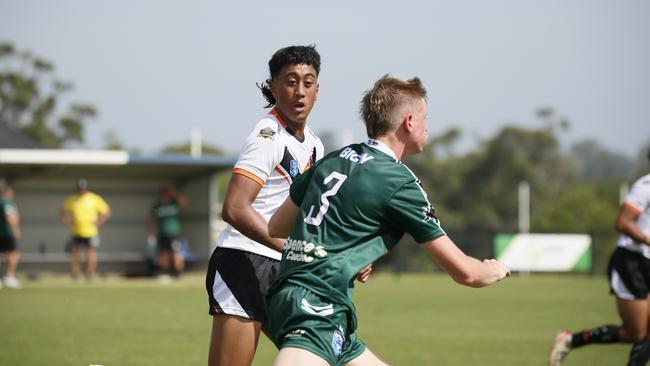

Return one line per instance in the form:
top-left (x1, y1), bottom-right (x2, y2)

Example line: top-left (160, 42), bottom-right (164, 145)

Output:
top-left (360, 75), bottom-right (427, 139)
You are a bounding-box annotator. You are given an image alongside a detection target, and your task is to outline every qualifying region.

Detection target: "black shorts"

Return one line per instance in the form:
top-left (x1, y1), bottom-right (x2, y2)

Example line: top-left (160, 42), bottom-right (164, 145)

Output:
top-left (205, 247), bottom-right (280, 322)
top-left (157, 236), bottom-right (181, 251)
top-left (72, 236), bottom-right (100, 248)
top-left (0, 236), bottom-right (17, 252)
top-left (608, 247), bottom-right (650, 300)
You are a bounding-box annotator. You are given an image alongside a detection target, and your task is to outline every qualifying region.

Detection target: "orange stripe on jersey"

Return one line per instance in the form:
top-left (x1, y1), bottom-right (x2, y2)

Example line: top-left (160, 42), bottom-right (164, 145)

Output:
top-left (623, 201), bottom-right (642, 215)
top-left (302, 147), bottom-right (317, 172)
top-left (274, 166), bottom-right (291, 184)
top-left (270, 108), bottom-right (287, 127)
top-left (303, 161), bottom-right (313, 172)
top-left (232, 168), bottom-right (264, 187)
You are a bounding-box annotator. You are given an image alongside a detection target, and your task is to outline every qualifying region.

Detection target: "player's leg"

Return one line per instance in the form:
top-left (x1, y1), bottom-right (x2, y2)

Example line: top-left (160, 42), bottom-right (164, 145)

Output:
top-left (5, 249), bottom-right (20, 277)
top-left (172, 250), bottom-right (184, 274)
top-left (272, 347), bottom-right (330, 366)
top-left (86, 246), bottom-right (97, 278)
top-left (206, 248), bottom-right (279, 366)
top-left (550, 249), bottom-right (629, 365)
top-left (208, 314), bottom-right (261, 366)
top-left (617, 297), bottom-right (648, 342)
top-left (158, 237), bottom-right (173, 276)
top-left (159, 250), bottom-right (171, 273)
top-left (157, 249), bottom-right (172, 283)
top-left (616, 251), bottom-right (650, 366)
top-left (70, 243), bottom-right (82, 279)
top-left (2, 249), bottom-right (22, 288)
top-left (344, 348), bottom-right (390, 366)
top-left (623, 295), bottom-right (650, 365)
top-left (628, 296), bottom-right (650, 365)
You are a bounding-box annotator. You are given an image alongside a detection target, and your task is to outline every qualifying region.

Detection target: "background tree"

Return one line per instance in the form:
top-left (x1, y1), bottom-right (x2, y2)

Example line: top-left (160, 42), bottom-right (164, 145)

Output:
top-left (572, 139), bottom-right (635, 180)
top-left (0, 41), bottom-right (97, 148)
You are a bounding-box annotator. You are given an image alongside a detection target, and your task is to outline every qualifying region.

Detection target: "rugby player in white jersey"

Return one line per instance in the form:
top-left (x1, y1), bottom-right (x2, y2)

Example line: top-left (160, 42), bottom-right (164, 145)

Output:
top-left (205, 45), bottom-right (325, 366)
top-left (550, 148), bottom-right (650, 366)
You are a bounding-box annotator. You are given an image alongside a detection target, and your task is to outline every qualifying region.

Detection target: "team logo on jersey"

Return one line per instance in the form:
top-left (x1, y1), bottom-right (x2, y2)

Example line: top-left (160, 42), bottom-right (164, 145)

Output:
top-left (331, 326), bottom-right (345, 356)
top-left (423, 205), bottom-right (439, 223)
top-left (300, 298), bottom-right (334, 316)
top-left (257, 127), bottom-right (276, 139)
top-left (285, 329), bottom-right (306, 339)
top-left (289, 160), bottom-right (299, 177)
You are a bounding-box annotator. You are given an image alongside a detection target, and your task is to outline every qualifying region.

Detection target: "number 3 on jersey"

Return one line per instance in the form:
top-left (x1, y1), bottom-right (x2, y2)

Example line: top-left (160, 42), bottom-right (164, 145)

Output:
top-left (304, 171), bottom-right (347, 226)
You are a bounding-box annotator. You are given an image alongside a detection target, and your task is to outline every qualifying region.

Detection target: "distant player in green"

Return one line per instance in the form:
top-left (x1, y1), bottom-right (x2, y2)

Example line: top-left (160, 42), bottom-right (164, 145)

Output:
top-left (0, 179), bottom-right (22, 289)
top-left (148, 184), bottom-right (188, 280)
top-left (266, 75), bottom-right (511, 366)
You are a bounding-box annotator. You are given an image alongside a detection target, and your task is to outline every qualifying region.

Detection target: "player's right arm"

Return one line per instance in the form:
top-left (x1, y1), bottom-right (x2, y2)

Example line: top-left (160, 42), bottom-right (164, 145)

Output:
top-left (146, 212), bottom-right (156, 240)
top-left (59, 199), bottom-right (72, 226)
top-left (420, 235), bottom-right (510, 288)
top-left (223, 173), bottom-right (285, 252)
top-left (268, 195), bottom-right (299, 239)
top-left (616, 177), bottom-right (650, 246)
top-left (616, 203), bottom-right (650, 245)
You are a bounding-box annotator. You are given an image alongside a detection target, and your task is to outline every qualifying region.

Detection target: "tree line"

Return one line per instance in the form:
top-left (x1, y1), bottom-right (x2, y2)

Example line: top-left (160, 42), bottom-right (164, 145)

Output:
top-left (396, 112), bottom-right (648, 273)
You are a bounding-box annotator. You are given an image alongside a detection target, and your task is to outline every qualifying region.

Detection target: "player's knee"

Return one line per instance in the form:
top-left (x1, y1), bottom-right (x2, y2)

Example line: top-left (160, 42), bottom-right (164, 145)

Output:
top-left (624, 327), bottom-right (647, 342)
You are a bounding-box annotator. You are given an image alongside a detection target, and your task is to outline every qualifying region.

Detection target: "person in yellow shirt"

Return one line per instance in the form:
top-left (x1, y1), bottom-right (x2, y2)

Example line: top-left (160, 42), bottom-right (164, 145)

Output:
top-left (59, 179), bottom-right (111, 281)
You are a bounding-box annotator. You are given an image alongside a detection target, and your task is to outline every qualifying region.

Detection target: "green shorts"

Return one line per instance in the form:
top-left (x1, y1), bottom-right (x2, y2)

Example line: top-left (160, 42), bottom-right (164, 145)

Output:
top-left (267, 284), bottom-right (366, 366)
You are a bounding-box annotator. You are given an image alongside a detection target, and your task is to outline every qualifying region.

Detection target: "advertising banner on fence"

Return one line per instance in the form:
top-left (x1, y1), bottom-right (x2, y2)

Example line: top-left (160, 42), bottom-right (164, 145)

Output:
top-left (494, 233), bottom-right (592, 272)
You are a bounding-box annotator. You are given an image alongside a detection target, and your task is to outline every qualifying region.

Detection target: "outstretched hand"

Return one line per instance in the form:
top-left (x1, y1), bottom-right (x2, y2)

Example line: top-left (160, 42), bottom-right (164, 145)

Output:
top-left (483, 259), bottom-right (511, 280)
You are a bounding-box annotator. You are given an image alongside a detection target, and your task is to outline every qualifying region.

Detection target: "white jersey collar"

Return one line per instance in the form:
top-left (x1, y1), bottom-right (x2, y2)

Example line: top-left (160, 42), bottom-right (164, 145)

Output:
top-left (364, 139), bottom-right (397, 160)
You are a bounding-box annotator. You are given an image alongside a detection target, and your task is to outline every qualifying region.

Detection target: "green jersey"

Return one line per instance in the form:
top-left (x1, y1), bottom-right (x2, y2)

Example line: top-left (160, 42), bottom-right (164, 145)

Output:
top-left (0, 198), bottom-right (18, 239)
top-left (151, 199), bottom-right (182, 237)
top-left (269, 140), bottom-right (445, 314)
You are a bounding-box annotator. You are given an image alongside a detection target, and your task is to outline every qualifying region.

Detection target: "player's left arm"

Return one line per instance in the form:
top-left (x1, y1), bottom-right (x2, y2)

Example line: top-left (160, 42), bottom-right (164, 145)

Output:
top-left (96, 196), bottom-right (111, 225)
top-left (171, 186), bottom-right (189, 208)
top-left (5, 209), bottom-right (21, 241)
top-left (616, 202), bottom-right (650, 245)
top-left (421, 235), bottom-right (510, 288)
top-left (268, 197), bottom-right (299, 239)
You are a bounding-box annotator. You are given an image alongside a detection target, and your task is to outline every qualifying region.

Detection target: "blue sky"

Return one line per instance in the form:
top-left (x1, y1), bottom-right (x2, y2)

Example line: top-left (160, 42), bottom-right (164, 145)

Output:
top-left (1, 0), bottom-right (648, 157)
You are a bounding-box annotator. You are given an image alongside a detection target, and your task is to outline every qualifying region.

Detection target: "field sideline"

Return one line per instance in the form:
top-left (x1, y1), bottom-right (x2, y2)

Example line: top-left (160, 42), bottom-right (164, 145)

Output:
top-left (0, 272), bottom-right (627, 365)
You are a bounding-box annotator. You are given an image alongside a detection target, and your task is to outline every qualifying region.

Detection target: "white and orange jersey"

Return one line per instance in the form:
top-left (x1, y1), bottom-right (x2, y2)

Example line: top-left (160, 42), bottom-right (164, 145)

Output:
top-left (216, 108), bottom-right (324, 259)
top-left (617, 173), bottom-right (650, 258)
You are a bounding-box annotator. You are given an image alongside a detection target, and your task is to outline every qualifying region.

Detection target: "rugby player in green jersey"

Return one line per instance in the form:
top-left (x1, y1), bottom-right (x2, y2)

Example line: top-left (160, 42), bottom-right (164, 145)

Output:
top-left (266, 75), bottom-right (511, 366)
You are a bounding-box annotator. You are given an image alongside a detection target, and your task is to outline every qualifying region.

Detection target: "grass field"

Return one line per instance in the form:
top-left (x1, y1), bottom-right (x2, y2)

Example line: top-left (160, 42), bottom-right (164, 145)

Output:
top-left (0, 272), bottom-right (629, 365)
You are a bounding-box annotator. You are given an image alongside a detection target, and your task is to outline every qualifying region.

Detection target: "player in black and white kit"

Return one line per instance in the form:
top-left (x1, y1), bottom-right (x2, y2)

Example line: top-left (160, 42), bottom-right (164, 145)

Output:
top-left (205, 45), bottom-right (324, 366)
top-left (550, 148), bottom-right (650, 366)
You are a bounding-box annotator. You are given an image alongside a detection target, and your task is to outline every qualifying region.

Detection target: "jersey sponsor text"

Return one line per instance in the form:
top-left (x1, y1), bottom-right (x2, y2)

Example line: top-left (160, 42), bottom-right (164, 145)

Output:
top-left (339, 147), bottom-right (374, 164)
top-left (284, 237), bottom-right (327, 263)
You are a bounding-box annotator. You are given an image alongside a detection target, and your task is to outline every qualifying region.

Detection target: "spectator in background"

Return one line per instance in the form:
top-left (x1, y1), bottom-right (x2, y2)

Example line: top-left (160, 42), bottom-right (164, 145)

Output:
top-left (60, 179), bottom-right (111, 282)
top-left (550, 147), bottom-right (650, 366)
top-left (0, 179), bottom-right (22, 289)
top-left (148, 184), bottom-right (188, 283)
